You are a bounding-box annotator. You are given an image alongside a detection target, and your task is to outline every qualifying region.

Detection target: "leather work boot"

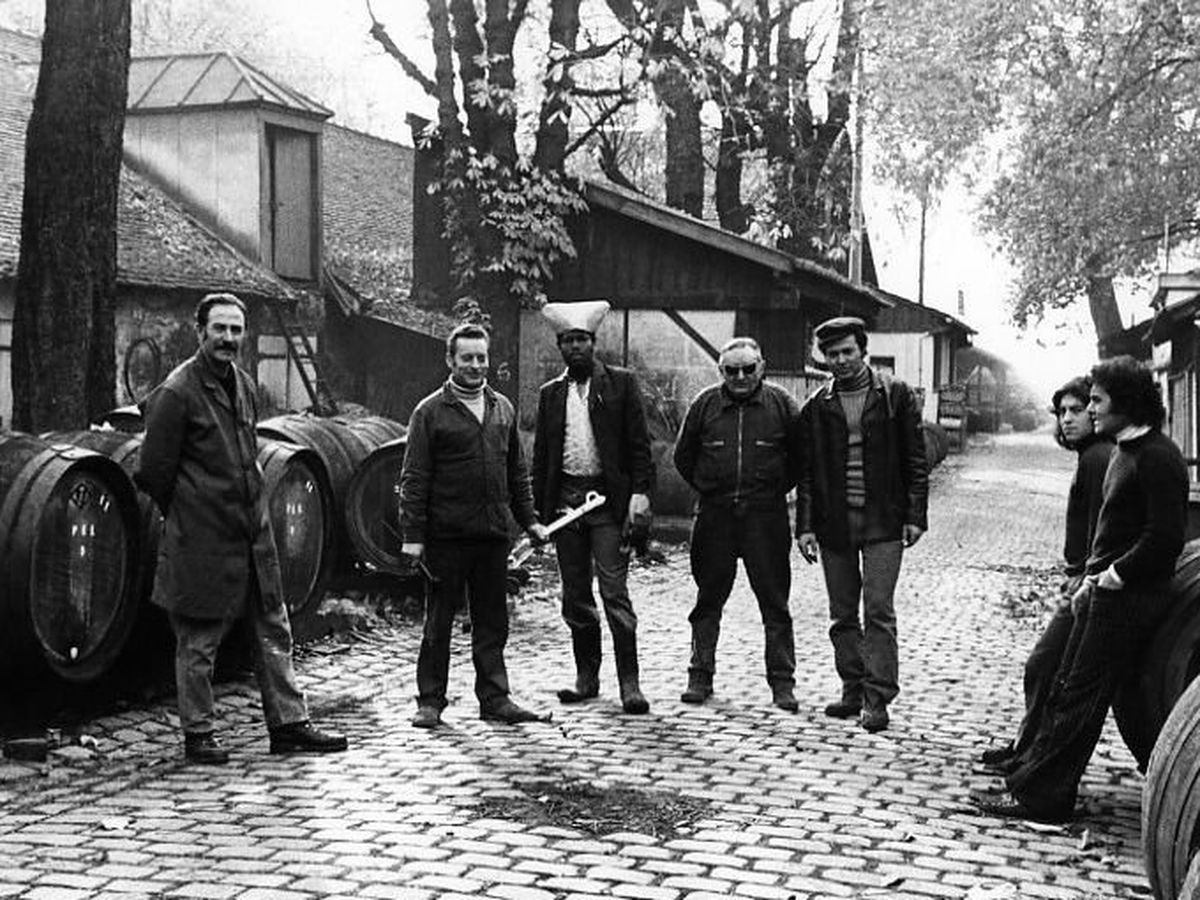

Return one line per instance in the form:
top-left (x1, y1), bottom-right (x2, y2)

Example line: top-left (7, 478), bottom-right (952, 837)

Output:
top-left (411, 706), bottom-right (442, 729)
top-left (184, 731), bottom-right (230, 765)
top-left (619, 679), bottom-right (650, 715)
top-left (269, 721), bottom-right (349, 754)
top-left (860, 707), bottom-right (890, 733)
top-left (680, 672), bottom-right (713, 704)
top-left (771, 684), bottom-right (799, 712)
top-left (480, 700), bottom-right (549, 724)
top-left (824, 700), bottom-right (862, 719)
top-left (556, 679), bottom-right (600, 704)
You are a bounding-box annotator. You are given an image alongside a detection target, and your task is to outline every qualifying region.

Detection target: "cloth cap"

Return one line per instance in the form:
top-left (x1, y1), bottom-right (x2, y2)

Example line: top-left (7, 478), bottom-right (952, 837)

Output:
top-left (543, 300), bottom-right (610, 336)
top-left (814, 316), bottom-right (866, 349)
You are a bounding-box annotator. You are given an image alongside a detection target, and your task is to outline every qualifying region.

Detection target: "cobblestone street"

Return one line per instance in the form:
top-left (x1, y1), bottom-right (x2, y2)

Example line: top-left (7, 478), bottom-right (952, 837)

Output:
top-left (0, 433), bottom-right (1154, 899)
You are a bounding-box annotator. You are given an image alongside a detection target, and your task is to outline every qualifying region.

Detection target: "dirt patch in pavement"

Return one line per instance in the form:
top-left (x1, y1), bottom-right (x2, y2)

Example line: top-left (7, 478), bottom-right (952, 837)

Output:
top-left (471, 778), bottom-right (714, 838)
top-left (968, 563), bottom-right (1066, 620)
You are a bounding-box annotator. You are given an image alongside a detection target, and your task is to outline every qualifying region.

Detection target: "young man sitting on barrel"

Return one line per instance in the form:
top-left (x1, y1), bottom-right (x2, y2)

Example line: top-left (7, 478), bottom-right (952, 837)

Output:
top-left (136, 292), bottom-right (348, 765)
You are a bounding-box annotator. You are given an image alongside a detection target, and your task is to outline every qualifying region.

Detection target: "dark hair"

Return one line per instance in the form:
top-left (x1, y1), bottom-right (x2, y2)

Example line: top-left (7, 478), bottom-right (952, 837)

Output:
top-left (195, 292), bottom-right (247, 328)
top-left (1090, 355), bottom-right (1165, 430)
top-left (1050, 376), bottom-right (1092, 449)
top-left (446, 322), bottom-right (490, 356)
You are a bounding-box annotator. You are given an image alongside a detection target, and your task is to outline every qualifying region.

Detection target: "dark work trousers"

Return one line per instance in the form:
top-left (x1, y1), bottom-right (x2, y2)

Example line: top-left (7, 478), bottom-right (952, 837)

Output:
top-left (1006, 581), bottom-right (1171, 818)
top-left (819, 507), bottom-right (903, 712)
top-left (416, 539), bottom-right (512, 712)
top-left (168, 569), bottom-right (308, 735)
top-left (1011, 585), bottom-right (1079, 755)
top-left (554, 477), bottom-right (640, 689)
top-left (687, 502), bottom-right (795, 689)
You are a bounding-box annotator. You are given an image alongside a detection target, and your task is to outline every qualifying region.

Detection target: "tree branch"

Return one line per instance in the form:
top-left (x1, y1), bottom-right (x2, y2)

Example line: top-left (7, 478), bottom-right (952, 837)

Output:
top-left (364, 0), bottom-right (438, 97)
top-left (564, 96), bottom-right (637, 158)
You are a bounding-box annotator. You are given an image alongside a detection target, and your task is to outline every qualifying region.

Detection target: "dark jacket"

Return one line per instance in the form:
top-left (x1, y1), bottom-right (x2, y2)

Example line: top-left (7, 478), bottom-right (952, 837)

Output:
top-left (795, 369), bottom-right (929, 550)
top-left (135, 351), bottom-right (283, 619)
top-left (531, 360), bottom-right (654, 520)
top-left (673, 380), bottom-right (800, 510)
top-left (1086, 429), bottom-right (1187, 587)
top-left (1063, 436), bottom-right (1114, 576)
top-left (399, 381), bottom-right (537, 543)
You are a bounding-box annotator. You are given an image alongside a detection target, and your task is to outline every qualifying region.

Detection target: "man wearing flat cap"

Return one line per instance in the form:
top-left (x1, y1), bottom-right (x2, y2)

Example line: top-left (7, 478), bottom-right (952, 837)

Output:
top-left (795, 316), bottom-right (928, 733)
top-left (532, 300), bottom-right (655, 714)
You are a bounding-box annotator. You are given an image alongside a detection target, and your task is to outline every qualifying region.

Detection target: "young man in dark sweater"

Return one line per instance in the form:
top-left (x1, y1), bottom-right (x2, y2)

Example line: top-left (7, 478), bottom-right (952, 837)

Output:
top-left (978, 376), bottom-right (1113, 772)
top-left (972, 356), bottom-right (1187, 822)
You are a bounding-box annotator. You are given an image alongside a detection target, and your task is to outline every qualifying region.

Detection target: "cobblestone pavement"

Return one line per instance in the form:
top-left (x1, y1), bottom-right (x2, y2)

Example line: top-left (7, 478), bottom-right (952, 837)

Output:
top-left (0, 433), bottom-right (1155, 899)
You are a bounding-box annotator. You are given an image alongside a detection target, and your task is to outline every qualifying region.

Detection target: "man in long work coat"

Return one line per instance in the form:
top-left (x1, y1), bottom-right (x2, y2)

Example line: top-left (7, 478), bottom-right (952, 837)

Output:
top-left (532, 301), bottom-right (655, 714)
top-left (136, 292), bottom-right (347, 765)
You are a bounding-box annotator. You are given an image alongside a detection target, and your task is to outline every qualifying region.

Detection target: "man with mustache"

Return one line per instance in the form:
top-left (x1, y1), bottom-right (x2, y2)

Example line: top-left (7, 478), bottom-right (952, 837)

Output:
top-left (531, 301), bottom-right (654, 714)
top-left (136, 292), bottom-right (348, 764)
top-left (796, 316), bottom-right (928, 733)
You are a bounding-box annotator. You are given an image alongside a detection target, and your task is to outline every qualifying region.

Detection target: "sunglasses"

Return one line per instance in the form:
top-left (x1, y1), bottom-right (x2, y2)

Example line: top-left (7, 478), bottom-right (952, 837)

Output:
top-left (722, 363), bottom-right (759, 377)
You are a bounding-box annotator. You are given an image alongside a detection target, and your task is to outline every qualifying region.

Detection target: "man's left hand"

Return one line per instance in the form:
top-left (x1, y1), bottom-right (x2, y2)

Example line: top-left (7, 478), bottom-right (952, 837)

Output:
top-left (627, 493), bottom-right (651, 525)
top-left (902, 524), bottom-right (925, 548)
top-left (527, 523), bottom-right (551, 545)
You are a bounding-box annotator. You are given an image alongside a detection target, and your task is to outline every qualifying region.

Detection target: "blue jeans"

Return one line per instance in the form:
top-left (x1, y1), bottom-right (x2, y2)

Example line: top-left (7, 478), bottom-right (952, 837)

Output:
top-left (819, 508), bottom-right (904, 710)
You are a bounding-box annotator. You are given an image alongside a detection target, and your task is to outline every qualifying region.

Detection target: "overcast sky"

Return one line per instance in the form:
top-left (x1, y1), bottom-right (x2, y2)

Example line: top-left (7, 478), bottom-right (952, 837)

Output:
top-left (0, 0), bottom-right (1165, 400)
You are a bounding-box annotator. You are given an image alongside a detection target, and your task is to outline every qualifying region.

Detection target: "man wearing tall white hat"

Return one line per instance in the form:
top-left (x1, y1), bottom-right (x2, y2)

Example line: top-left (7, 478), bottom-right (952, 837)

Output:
top-left (532, 300), bottom-right (655, 714)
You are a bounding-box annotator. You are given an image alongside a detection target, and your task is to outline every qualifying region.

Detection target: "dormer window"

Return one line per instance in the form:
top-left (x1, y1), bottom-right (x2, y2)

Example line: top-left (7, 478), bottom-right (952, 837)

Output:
top-left (267, 124), bottom-right (317, 281)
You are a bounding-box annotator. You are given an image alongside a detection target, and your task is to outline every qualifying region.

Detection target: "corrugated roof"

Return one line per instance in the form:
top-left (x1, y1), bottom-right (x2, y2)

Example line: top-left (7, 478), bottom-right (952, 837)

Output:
top-left (128, 53), bottom-right (332, 119)
top-left (0, 27), bottom-right (290, 298)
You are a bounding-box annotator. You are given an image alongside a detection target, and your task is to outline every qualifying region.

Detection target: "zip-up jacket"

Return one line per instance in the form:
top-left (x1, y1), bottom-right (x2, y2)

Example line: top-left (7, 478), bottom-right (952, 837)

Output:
top-left (673, 380), bottom-right (800, 510)
top-left (399, 381), bottom-right (537, 543)
top-left (795, 369), bottom-right (928, 550)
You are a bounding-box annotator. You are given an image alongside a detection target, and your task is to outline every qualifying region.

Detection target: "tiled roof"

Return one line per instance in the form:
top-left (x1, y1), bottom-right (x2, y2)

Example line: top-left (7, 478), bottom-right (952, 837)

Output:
top-left (0, 27), bottom-right (290, 298)
top-left (321, 123), bottom-right (444, 333)
top-left (128, 53), bottom-right (331, 119)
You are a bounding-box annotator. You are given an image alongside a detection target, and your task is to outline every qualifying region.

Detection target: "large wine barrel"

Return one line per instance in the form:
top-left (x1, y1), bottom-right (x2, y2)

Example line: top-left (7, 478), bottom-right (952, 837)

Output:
top-left (1143, 675), bottom-right (1200, 899)
top-left (256, 438), bottom-right (333, 616)
top-left (255, 414), bottom-right (407, 571)
top-left (0, 433), bottom-right (140, 682)
top-left (344, 436), bottom-right (409, 573)
top-left (1113, 540), bottom-right (1200, 771)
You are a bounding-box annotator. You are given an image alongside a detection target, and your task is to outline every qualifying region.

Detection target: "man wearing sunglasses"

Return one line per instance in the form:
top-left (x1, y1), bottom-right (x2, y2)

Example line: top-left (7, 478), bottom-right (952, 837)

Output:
top-left (796, 316), bottom-right (928, 733)
top-left (673, 337), bottom-right (802, 711)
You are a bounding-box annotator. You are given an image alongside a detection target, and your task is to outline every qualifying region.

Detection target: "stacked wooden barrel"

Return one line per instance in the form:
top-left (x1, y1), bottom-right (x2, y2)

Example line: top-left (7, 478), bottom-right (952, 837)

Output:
top-left (344, 436), bottom-right (409, 573)
top-left (1143, 675), bottom-right (1200, 899)
top-left (1113, 539), bottom-right (1200, 771)
top-left (0, 434), bottom-right (141, 682)
top-left (256, 414), bottom-right (407, 573)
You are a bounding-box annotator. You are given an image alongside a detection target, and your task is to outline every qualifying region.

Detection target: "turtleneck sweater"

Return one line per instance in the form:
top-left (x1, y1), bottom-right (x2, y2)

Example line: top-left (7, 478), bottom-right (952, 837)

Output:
top-left (835, 365), bottom-right (872, 508)
top-left (447, 377), bottom-right (486, 423)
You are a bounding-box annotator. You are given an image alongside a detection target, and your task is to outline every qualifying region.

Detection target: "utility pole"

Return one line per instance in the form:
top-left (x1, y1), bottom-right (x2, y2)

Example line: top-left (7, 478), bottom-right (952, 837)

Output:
top-left (917, 186), bottom-right (927, 305)
top-left (848, 1), bottom-right (864, 285)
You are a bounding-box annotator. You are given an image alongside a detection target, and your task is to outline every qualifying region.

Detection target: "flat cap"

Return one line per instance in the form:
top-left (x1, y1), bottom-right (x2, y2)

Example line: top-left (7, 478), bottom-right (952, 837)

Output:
top-left (543, 300), bottom-right (610, 336)
top-left (814, 316), bottom-right (866, 349)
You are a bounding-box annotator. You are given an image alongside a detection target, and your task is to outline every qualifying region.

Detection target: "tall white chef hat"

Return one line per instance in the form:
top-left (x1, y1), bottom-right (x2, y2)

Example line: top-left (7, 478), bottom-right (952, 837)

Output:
top-left (542, 300), bottom-right (610, 337)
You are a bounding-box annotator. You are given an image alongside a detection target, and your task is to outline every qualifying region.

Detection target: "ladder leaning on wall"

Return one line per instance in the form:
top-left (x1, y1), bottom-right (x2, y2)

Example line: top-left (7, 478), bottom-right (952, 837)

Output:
top-left (266, 297), bottom-right (338, 417)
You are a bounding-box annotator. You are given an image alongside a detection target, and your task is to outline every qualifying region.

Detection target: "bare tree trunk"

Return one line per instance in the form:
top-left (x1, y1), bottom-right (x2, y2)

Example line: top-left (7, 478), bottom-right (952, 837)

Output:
top-left (533, 0), bottom-right (580, 171)
top-left (656, 65), bottom-right (703, 216)
top-left (13, 0), bottom-right (130, 431)
top-left (716, 111), bottom-right (747, 232)
top-left (1085, 252), bottom-right (1124, 341)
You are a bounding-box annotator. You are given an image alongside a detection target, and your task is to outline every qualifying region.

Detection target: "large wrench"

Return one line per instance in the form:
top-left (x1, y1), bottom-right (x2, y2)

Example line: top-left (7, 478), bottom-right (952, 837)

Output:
top-left (508, 490), bottom-right (606, 568)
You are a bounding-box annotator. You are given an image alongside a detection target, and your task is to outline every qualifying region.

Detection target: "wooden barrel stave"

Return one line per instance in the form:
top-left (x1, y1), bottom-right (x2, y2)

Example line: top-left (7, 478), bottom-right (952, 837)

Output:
top-left (1114, 539), bottom-right (1200, 771)
top-left (0, 434), bottom-right (139, 682)
top-left (1144, 675), bottom-right (1200, 899)
top-left (257, 438), bottom-right (332, 616)
top-left (256, 413), bottom-right (407, 573)
top-left (344, 437), bottom-right (408, 573)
